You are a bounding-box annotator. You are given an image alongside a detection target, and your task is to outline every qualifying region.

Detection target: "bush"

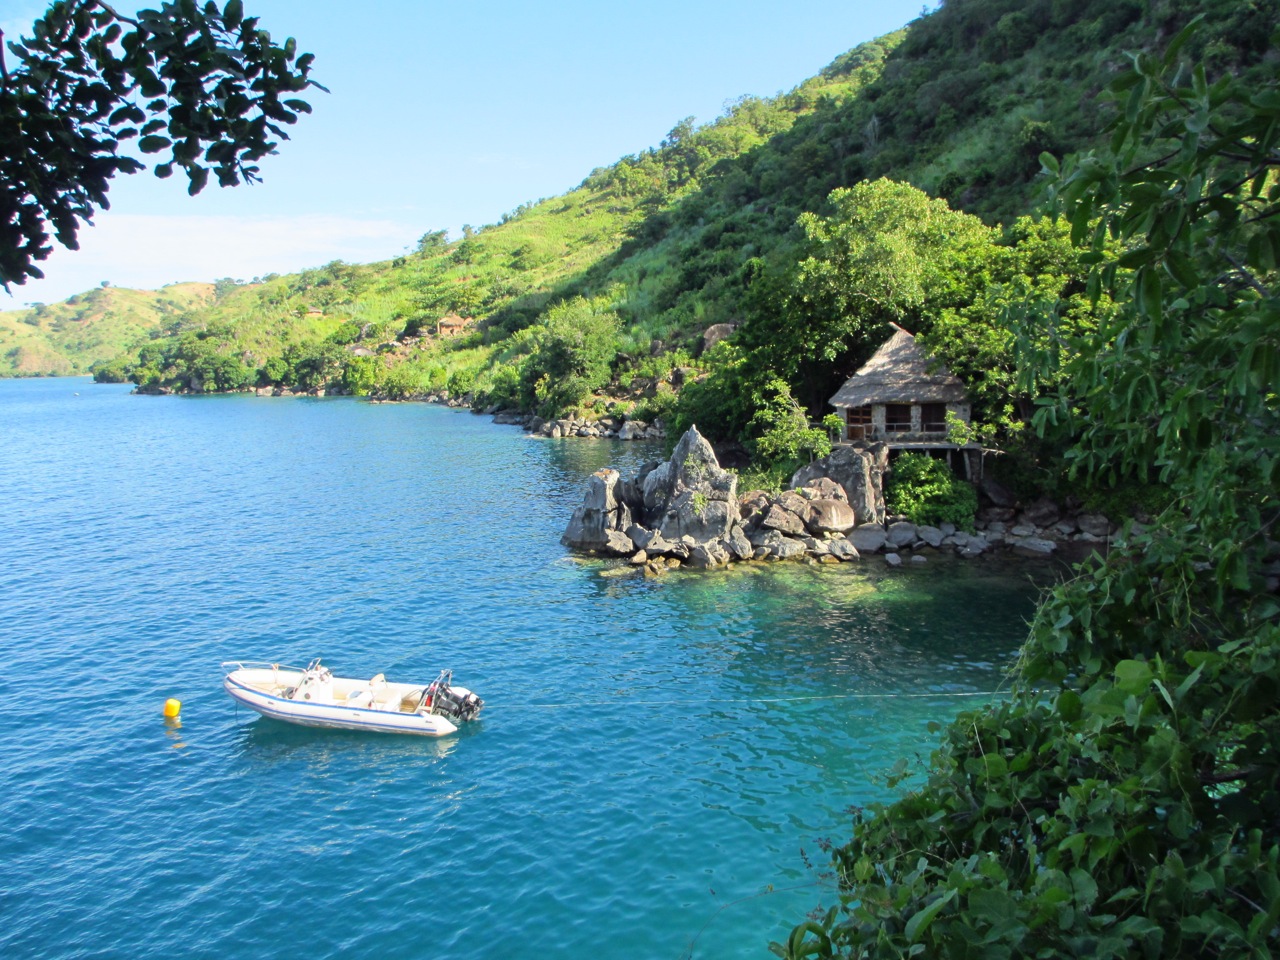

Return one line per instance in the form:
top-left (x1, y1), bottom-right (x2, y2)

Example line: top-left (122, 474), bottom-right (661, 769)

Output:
top-left (518, 295), bottom-right (621, 416)
top-left (631, 386), bottom-right (678, 424)
top-left (884, 452), bottom-right (977, 528)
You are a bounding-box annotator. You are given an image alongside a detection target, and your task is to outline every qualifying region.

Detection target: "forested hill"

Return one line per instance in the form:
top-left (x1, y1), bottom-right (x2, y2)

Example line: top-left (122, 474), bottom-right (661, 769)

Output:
top-left (0, 283), bottom-right (214, 377)
top-left (82, 0), bottom-right (1272, 426)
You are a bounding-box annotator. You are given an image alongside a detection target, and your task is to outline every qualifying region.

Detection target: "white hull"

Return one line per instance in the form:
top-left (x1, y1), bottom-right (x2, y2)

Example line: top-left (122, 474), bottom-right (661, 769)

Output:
top-left (223, 662), bottom-right (481, 737)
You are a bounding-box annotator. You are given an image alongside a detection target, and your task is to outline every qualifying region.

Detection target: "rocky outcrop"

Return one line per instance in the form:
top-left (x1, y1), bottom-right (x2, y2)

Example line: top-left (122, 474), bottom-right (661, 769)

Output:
top-left (563, 426), bottom-right (865, 570)
top-left (791, 443), bottom-right (889, 525)
top-left (525, 413), bottom-right (665, 441)
top-left (562, 432), bottom-right (1124, 574)
top-left (561, 469), bottom-right (635, 555)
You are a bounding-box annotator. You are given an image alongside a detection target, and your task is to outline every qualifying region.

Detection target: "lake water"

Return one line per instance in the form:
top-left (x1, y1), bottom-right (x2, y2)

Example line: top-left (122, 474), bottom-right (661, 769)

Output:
top-left (0, 377), bottom-right (1043, 959)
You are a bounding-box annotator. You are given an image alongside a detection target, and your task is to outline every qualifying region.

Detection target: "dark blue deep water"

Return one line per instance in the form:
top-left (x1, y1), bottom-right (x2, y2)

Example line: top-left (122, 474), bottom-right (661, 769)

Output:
top-left (0, 377), bottom-right (1044, 959)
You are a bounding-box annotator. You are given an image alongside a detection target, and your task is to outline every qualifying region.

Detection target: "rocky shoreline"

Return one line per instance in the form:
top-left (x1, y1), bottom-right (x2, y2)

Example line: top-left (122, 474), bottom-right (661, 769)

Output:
top-left (561, 425), bottom-right (1116, 575)
top-left (134, 381), bottom-right (672, 441)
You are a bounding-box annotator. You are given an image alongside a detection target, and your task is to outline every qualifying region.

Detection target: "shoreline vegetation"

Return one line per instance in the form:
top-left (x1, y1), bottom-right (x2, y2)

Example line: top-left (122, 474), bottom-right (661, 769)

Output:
top-left (6, 1), bottom-right (1277, 957)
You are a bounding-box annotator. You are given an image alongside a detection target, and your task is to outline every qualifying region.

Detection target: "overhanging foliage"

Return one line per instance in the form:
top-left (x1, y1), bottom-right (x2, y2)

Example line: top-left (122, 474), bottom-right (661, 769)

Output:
top-left (1, 0), bottom-right (321, 288)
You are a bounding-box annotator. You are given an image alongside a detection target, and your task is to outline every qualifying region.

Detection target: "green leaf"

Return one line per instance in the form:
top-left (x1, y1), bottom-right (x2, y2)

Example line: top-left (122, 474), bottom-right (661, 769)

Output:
top-left (1057, 689), bottom-right (1083, 722)
top-left (905, 888), bottom-right (956, 943)
top-left (1116, 247), bottom-right (1155, 269)
top-left (138, 135), bottom-right (171, 154)
top-left (1161, 16), bottom-right (1204, 68)
top-left (1115, 659), bottom-right (1152, 692)
top-left (1137, 268), bottom-right (1162, 324)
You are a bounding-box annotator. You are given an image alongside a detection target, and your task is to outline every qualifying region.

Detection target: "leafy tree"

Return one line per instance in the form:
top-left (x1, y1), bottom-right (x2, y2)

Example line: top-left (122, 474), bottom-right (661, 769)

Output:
top-left (518, 295), bottom-right (621, 416)
top-left (921, 214), bottom-right (1121, 443)
top-left (748, 377), bottom-right (832, 474)
top-left (416, 229), bottom-right (448, 253)
top-left (669, 341), bottom-right (773, 447)
top-left (739, 179), bottom-right (996, 410)
top-left (779, 25), bottom-right (1280, 960)
top-left (1, 0), bottom-right (321, 288)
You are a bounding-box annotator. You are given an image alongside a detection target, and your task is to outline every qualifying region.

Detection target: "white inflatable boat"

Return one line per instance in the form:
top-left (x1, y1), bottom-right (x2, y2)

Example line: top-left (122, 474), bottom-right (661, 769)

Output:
top-left (222, 659), bottom-right (484, 736)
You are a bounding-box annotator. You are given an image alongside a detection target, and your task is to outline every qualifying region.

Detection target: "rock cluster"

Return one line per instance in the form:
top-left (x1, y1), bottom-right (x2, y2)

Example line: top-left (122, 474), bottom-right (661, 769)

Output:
top-left (562, 427), bottom-right (1125, 573)
top-left (459, 404), bottom-right (668, 440)
top-left (562, 426), bottom-right (864, 573)
top-left (525, 414), bottom-right (666, 441)
top-left (253, 385), bottom-right (353, 398)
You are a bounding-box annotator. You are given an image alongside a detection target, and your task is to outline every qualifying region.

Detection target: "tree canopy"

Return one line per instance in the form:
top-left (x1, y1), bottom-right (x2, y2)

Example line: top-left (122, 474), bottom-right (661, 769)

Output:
top-left (1, 0), bottom-right (321, 289)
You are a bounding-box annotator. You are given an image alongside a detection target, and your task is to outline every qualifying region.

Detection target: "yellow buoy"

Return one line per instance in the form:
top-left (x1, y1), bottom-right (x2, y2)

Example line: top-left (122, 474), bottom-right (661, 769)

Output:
top-left (163, 698), bottom-right (182, 718)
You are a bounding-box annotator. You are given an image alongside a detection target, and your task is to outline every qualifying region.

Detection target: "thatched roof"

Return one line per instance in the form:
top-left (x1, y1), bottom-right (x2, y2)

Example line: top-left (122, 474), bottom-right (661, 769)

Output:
top-left (829, 324), bottom-right (968, 407)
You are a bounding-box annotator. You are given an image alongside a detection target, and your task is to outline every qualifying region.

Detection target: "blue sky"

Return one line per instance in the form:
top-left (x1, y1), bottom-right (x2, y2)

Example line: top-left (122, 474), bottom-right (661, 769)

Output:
top-left (3, 0), bottom-right (928, 306)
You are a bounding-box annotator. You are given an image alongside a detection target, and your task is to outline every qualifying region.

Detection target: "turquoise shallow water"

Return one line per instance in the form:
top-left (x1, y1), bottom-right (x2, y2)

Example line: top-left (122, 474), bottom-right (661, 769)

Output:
top-left (0, 377), bottom-right (1043, 959)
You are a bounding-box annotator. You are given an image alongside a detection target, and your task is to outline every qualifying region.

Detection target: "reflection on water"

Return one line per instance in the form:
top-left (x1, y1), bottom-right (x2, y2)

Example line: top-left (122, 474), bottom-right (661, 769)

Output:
top-left (232, 715), bottom-right (463, 764)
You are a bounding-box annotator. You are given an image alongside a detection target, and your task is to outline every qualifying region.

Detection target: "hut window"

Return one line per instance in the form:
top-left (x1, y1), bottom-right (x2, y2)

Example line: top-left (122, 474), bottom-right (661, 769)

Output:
top-left (885, 404), bottom-right (912, 432)
top-left (921, 403), bottom-right (947, 432)
top-left (845, 405), bottom-right (872, 440)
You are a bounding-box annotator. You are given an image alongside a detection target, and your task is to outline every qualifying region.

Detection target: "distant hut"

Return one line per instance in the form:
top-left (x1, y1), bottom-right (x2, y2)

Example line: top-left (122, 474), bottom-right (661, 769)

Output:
top-left (436, 314), bottom-right (472, 337)
top-left (829, 324), bottom-right (982, 478)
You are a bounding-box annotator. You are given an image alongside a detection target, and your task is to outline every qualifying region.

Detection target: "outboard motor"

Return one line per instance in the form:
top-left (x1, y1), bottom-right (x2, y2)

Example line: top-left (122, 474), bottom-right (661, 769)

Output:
top-left (422, 670), bottom-right (484, 722)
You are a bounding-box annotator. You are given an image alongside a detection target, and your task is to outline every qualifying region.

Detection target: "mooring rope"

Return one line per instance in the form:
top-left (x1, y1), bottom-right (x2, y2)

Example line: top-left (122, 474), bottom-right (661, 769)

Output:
top-left (484, 689), bottom-right (1005, 711)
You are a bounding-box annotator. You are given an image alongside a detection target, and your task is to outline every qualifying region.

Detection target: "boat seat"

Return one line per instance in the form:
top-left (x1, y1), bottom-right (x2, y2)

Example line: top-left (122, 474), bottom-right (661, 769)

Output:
top-left (345, 689), bottom-right (374, 709)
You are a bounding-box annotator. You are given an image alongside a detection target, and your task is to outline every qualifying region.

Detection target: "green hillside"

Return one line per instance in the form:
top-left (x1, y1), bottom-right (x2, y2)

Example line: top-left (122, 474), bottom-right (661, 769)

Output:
top-left (88, 0), bottom-right (1274, 433)
top-left (0, 282), bottom-right (215, 377)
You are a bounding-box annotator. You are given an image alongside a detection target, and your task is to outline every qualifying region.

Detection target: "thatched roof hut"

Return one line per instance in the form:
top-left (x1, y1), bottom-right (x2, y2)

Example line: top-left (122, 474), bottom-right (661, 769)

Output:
top-left (828, 324), bottom-right (972, 447)
top-left (829, 324), bottom-right (967, 409)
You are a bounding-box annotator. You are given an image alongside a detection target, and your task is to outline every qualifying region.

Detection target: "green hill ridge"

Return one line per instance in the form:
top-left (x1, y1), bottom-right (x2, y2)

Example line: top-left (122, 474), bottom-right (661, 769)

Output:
top-left (0, 282), bottom-right (216, 377)
top-left (23, 0), bottom-right (1270, 450)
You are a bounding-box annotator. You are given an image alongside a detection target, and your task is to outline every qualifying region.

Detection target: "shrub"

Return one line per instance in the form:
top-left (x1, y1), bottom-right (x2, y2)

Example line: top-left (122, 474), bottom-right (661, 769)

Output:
top-left (884, 452), bottom-right (977, 528)
top-left (748, 378), bottom-right (832, 475)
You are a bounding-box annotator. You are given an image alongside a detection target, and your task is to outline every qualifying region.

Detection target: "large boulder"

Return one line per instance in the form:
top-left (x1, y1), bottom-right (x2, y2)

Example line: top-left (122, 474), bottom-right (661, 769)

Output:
top-left (826, 537), bottom-right (861, 561)
top-left (618, 420), bottom-right (648, 441)
top-left (561, 469), bottom-right (634, 551)
top-left (806, 499), bottom-right (857, 535)
top-left (747, 527), bottom-right (788, 549)
top-left (791, 443), bottom-right (888, 525)
top-left (699, 323), bottom-right (738, 355)
top-left (917, 525), bottom-right (944, 548)
top-left (660, 491), bottom-right (739, 542)
top-left (849, 525), bottom-right (888, 553)
top-left (645, 426), bottom-right (740, 541)
top-left (886, 521), bottom-right (918, 548)
top-left (796, 476), bottom-right (849, 503)
top-left (980, 476), bottom-right (1017, 508)
top-left (1020, 497), bottom-right (1062, 528)
top-left (771, 537), bottom-right (808, 560)
top-left (1010, 536), bottom-right (1058, 557)
top-left (1077, 513), bottom-right (1114, 538)
top-left (761, 504), bottom-right (807, 537)
top-left (688, 540), bottom-right (733, 569)
top-left (725, 526), bottom-right (754, 561)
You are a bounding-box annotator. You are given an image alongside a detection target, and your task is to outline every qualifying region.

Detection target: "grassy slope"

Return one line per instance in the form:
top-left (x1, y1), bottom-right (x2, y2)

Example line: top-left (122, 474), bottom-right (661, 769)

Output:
top-left (70, 0), bottom-right (1279, 396)
top-left (0, 282), bottom-right (214, 376)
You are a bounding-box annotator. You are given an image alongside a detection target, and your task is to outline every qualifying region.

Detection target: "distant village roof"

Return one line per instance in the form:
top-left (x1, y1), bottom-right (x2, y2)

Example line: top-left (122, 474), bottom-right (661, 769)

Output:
top-left (829, 324), bottom-right (968, 408)
top-left (436, 314), bottom-right (473, 338)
